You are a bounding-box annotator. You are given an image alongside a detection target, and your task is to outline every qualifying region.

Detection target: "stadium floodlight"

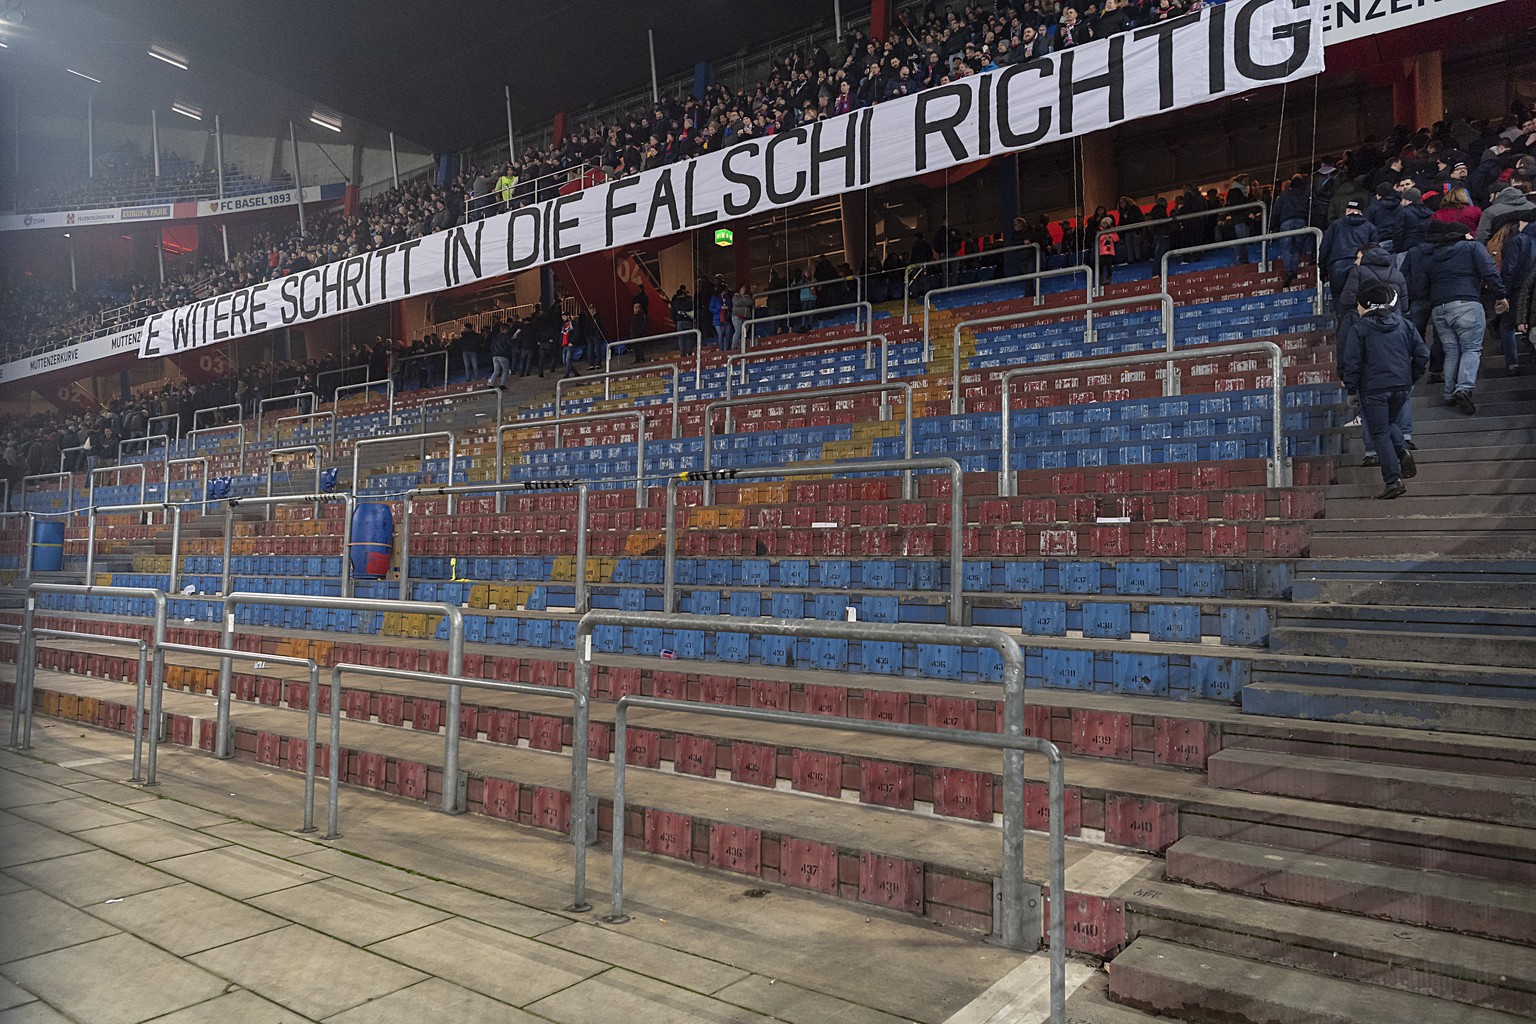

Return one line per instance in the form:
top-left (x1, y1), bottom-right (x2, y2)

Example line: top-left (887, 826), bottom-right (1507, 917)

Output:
top-left (66, 67), bottom-right (101, 83)
top-left (148, 44), bottom-right (189, 70)
top-left (172, 101), bottom-right (203, 121)
top-left (309, 109), bottom-right (342, 132)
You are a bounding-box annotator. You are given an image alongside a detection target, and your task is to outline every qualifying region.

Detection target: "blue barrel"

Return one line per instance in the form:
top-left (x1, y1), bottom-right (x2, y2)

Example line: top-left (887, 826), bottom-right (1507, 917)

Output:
top-left (350, 503), bottom-right (394, 580)
top-left (31, 520), bottom-right (65, 572)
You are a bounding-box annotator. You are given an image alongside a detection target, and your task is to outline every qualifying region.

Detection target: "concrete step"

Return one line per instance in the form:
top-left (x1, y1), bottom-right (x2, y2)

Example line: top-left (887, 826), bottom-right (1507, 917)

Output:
top-left (1409, 400), bottom-right (1534, 423)
top-left (1207, 748), bottom-right (1536, 827)
top-left (1163, 836), bottom-right (1536, 942)
top-left (1063, 973), bottom-right (1161, 1023)
top-left (1125, 879), bottom-right (1536, 1016)
top-left (1106, 937), bottom-right (1529, 1024)
top-left (1241, 680), bottom-right (1536, 739)
top-left (1306, 522), bottom-right (1536, 558)
top-left (1275, 603), bottom-right (1536, 635)
top-left (1324, 493), bottom-right (1536, 518)
top-left (1289, 578), bottom-right (1535, 608)
top-left (1268, 624), bottom-right (1536, 669)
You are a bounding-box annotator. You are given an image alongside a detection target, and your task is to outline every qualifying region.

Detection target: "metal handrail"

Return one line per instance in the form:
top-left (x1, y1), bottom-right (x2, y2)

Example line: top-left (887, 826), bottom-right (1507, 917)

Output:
top-left (997, 340), bottom-right (1293, 494)
top-left (59, 446), bottom-right (89, 474)
top-left (420, 387), bottom-right (506, 431)
top-left (1160, 227), bottom-right (1326, 316)
top-left (667, 455), bottom-right (963, 624)
top-left (725, 333), bottom-right (890, 393)
top-left (320, 663), bottom-right (590, 848)
top-left (186, 423), bottom-right (246, 468)
top-left (219, 493), bottom-right (357, 599)
top-left (29, 629), bottom-right (149, 781)
top-left (274, 411), bottom-right (337, 462)
top-left (703, 382), bottom-right (915, 497)
top-left (211, 593), bottom-right (470, 820)
top-left (11, 584), bottom-right (168, 758)
top-left (89, 464), bottom-right (147, 509)
top-left (951, 292), bottom-right (1176, 415)
top-left (83, 501), bottom-right (182, 594)
top-left (192, 404), bottom-right (243, 434)
top-left (923, 266), bottom-right (1094, 346)
top-left (500, 414), bottom-right (648, 509)
top-left (903, 240), bottom-right (1045, 322)
top-left (265, 446), bottom-right (324, 504)
top-left (353, 430), bottom-right (459, 513)
top-left (572, 610), bottom-right (1053, 982)
top-left (395, 349), bottom-right (450, 393)
top-left (558, 365), bottom-right (680, 439)
top-left (117, 435), bottom-right (171, 476)
top-left (167, 456), bottom-right (211, 514)
top-left (22, 473), bottom-right (74, 515)
top-left (1096, 200), bottom-right (1269, 295)
top-left (334, 378), bottom-right (396, 423)
top-left (742, 300), bottom-right (872, 345)
top-left (257, 392), bottom-right (318, 441)
top-left (316, 363), bottom-right (370, 401)
top-left (399, 480), bottom-right (588, 611)
top-left (604, 329), bottom-right (703, 391)
top-left (147, 413), bottom-right (182, 442)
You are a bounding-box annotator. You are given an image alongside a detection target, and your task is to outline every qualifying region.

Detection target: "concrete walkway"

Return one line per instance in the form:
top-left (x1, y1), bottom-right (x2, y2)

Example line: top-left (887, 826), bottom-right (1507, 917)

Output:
top-left (0, 712), bottom-right (1069, 1024)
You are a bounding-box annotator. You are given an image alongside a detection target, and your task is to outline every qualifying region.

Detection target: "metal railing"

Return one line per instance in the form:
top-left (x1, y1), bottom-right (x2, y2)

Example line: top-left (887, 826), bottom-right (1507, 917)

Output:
top-left (335, 378), bottom-right (396, 423)
top-left (950, 292), bottom-right (1176, 415)
top-left (725, 333), bottom-right (890, 393)
top-left (257, 392), bottom-right (318, 441)
top-left (274, 411), bottom-right (337, 462)
top-left (192, 404), bottom-right (243, 434)
top-left (167, 456), bottom-right (211, 514)
top-left (29, 629), bottom-right (149, 780)
top-left (59, 446), bottom-right (89, 474)
top-left (558, 365), bottom-right (680, 439)
top-left (604, 329), bottom-right (703, 391)
top-left (353, 431), bottom-right (459, 513)
top-left (399, 480), bottom-right (588, 613)
top-left (89, 464), bottom-right (147, 508)
top-left (572, 610), bottom-right (1057, 978)
top-left (187, 423), bottom-right (246, 467)
top-left (117, 434), bottom-right (171, 475)
top-left (22, 473), bottom-right (74, 515)
top-left (147, 413), bottom-right (182, 442)
top-left (10, 584), bottom-right (168, 757)
top-left (83, 502), bottom-right (182, 594)
top-left (501, 413), bottom-right (648, 509)
top-left (904, 240), bottom-right (1045, 323)
top-left (703, 382), bottom-right (915, 496)
top-left (742, 300), bottom-right (872, 345)
top-left (395, 350), bottom-right (450, 392)
top-left (219, 493), bottom-right (357, 599)
top-left (1160, 227), bottom-right (1326, 316)
top-left (996, 340), bottom-right (1293, 493)
top-left (420, 387), bottom-right (506, 431)
top-left (1096, 200), bottom-right (1269, 295)
top-left (316, 363), bottom-right (370, 401)
top-left (923, 266), bottom-right (1094, 346)
top-left (667, 455), bottom-right (964, 624)
top-left (265, 446), bottom-right (324, 502)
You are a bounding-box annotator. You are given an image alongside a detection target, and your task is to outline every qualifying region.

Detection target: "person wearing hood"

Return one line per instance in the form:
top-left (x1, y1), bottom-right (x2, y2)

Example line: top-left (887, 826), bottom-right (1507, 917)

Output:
top-left (1408, 220), bottom-right (1509, 414)
top-left (1364, 181), bottom-right (1406, 252)
top-left (1319, 200), bottom-right (1379, 307)
top-left (1476, 181), bottom-right (1536, 244)
top-left (1340, 282), bottom-right (1428, 500)
top-left (1395, 187), bottom-right (1435, 259)
top-left (1338, 244), bottom-right (1414, 463)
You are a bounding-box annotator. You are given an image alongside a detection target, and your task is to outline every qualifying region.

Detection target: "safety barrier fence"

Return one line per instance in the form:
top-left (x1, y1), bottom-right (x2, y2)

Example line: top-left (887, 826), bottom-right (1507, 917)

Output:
top-left (257, 392), bottom-right (318, 441)
top-left (604, 329), bottom-right (704, 391)
top-left (725, 333), bottom-right (891, 394)
top-left (219, 493), bottom-right (357, 599)
top-left (275, 411), bottom-right (337, 462)
top-left (27, 628), bottom-right (149, 781)
top-left (557, 366), bottom-right (680, 440)
top-left (500, 414), bottom-right (647, 509)
top-left (422, 388), bottom-right (506, 432)
top-left (1095, 200), bottom-right (1270, 296)
top-left (1160, 228), bottom-right (1326, 316)
top-left (265, 446), bottom-right (324, 501)
top-left (742, 300), bottom-right (873, 346)
top-left (353, 431), bottom-right (458, 513)
top-left (904, 240), bottom-right (1045, 324)
top-left (922, 266), bottom-right (1093, 347)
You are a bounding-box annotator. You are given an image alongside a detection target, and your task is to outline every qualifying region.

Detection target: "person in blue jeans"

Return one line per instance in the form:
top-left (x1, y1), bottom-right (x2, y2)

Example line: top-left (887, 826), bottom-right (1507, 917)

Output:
top-left (1337, 244), bottom-right (1413, 464)
top-left (1340, 283), bottom-right (1428, 500)
top-left (1409, 220), bottom-right (1509, 414)
top-left (1270, 175), bottom-right (1310, 284)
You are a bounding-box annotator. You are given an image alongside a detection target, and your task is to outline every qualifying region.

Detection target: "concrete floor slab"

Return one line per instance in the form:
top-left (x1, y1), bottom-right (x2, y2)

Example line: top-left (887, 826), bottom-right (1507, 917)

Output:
top-left (251, 878), bottom-right (451, 946)
top-left (367, 917), bottom-right (607, 1006)
top-left (135, 989), bottom-right (314, 1023)
top-left (713, 975), bottom-right (913, 1024)
top-left (527, 967), bottom-right (776, 1024)
top-left (0, 775), bottom-right (73, 811)
top-left (0, 816), bottom-right (91, 869)
top-left (0, 875), bottom-right (24, 897)
top-left (392, 879), bottom-right (571, 937)
top-left (153, 845), bottom-right (329, 899)
top-left (285, 848), bottom-right (426, 894)
top-left (61, 780), bottom-right (162, 806)
top-left (0, 1001), bottom-right (72, 1023)
top-left (6, 763), bottom-right (99, 786)
top-left (2, 933), bottom-right (227, 1024)
top-left (0, 976), bottom-right (33, 1011)
top-left (0, 889), bottom-right (118, 965)
top-left (200, 822), bottom-right (326, 858)
top-left (6, 849), bottom-right (178, 908)
top-left (540, 921), bottom-right (750, 995)
top-left (73, 818), bottom-right (229, 863)
top-left (321, 978), bottom-right (543, 1024)
top-left (89, 882), bottom-right (288, 956)
top-left (188, 925), bottom-right (427, 1020)
top-left (8, 797), bottom-right (146, 834)
top-left (130, 799), bottom-right (237, 830)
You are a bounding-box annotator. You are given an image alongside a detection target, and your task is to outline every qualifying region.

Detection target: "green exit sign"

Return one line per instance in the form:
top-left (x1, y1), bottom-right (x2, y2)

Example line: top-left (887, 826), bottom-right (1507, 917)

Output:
top-left (714, 227), bottom-right (734, 247)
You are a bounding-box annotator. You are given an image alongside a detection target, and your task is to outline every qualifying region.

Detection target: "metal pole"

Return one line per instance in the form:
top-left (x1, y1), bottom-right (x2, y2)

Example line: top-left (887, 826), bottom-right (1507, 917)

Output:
top-left (151, 108), bottom-right (160, 177)
top-left (289, 121), bottom-right (306, 236)
top-left (220, 501), bottom-right (234, 596)
top-left (68, 236), bottom-right (76, 292)
top-left (389, 131), bottom-right (400, 188)
top-left (648, 30), bottom-right (660, 103)
top-left (214, 113), bottom-right (224, 199)
top-left (86, 94), bottom-right (94, 177)
top-left (221, 224), bottom-right (230, 263)
top-left (504, 86), bottom-right (516, 163)
top-left (157, 240), bottom-right (165, 285)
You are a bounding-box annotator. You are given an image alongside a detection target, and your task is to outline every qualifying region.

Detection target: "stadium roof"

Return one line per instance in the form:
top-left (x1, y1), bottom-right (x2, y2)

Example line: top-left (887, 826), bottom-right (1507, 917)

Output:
top-left (31, 0), bottom-right (840, 153)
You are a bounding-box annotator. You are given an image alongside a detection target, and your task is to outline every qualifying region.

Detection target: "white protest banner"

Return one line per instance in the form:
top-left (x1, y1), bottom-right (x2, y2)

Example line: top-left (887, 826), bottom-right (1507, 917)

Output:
top-left (0, 326), bottom-right (143, 386)
top-left (1320, 0), bottom-right (1506, 46)
top-left (141, 0), bottom-right (1324, 361)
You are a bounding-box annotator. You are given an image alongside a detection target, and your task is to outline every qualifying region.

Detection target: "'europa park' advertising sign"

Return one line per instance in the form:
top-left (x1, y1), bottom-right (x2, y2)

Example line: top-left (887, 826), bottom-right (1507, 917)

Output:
top-left (141, 0), bottom-right (1324, 361)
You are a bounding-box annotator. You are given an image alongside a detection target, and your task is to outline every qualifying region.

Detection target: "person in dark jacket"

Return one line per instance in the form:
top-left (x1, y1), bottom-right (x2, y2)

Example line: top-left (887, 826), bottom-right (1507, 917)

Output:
top-left (1340, 283), bottom-right (1428, 499)
top-left (487, 323), bottom-right (514, 388)
top-left (1409, 220), bottom-right (1509, 413)
top-left (1271, 175), bottom-right (1311, 281)
top-left (1319, 201), bottom-right (1380, 307)
top-left (1394, 187), bottom-right (1435, 261)
top-left (1364, 182), bottom-right (1406, 252)
top-left (1337, 244), bottom-right (1414, 463)
top-left (1492, 216), bottom-right (1536, 375)
top-left (628, 298), bottom-right (649, 365)
top-left (670, 287), bottom-right (696, 355)
top-left (579, 305), bottom-right (605, 369)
